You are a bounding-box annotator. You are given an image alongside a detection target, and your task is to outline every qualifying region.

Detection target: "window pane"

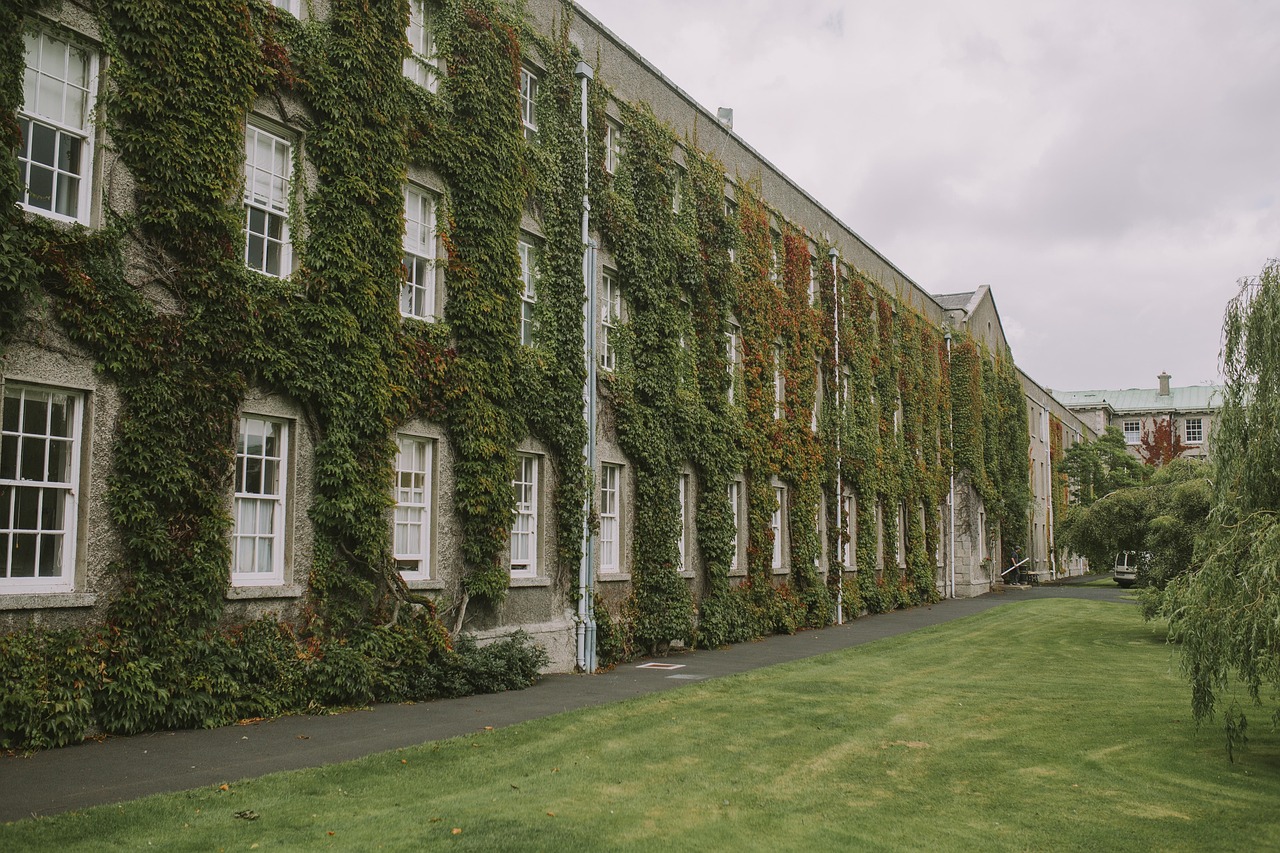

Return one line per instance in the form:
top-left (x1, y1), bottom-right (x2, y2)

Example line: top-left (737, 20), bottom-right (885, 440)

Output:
top-left (0, 436), bottom-right (16, 480)
top-left (28, 122), bottom-right (56, 167)
top-left (10, 533), bottom-right (37, 577)
top-left (38, 532), bottom-right (62, 577)
top-left (14, 485), bottom-right (39, 529)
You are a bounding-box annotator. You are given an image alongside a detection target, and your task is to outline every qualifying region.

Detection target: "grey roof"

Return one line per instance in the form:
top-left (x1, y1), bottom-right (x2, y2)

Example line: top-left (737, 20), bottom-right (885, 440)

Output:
top-left (933, 291), bottom-right (975, 311)
top-left (1053, 385), bottom-right (1223, 414)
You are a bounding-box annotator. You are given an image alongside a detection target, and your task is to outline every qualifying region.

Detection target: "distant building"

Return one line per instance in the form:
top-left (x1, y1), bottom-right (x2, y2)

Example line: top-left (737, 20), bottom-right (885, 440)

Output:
top-left (1054, 374), bottom-right (1222, 462)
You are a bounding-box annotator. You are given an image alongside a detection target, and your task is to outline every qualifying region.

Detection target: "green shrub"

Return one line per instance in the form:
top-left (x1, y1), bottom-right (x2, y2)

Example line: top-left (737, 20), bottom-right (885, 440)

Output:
top-left (0, 630), bottom-right (95, 750)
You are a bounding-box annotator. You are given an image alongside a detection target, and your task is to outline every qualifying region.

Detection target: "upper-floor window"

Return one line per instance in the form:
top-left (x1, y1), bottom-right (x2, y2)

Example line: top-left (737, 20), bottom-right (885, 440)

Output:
top-left (233, 416), bottom-right (289, 585)
top-left (404, 0), bottom-right (439, 93)
top-left (725, 322), bottom-right (740, 404)
top-left (725, 199), bottom-right (738, 264)
top-left (510, 453), bottom-right (539, 578)
top-left (401, 186), bottom-right (438, 320)
top-left (671, 169), bottom-right (683, 214)
top-left (18, 28), bottom-right (97, 225)
top-left (1122, 420), bottom-right (1141, 445)
top-left (1184, 417), bottom-right (1204, 444)
top-left (519, 67), bottom-right (538, 140)
top-left (244, 124), bottom-right (292, 278)
top-left (394, 435), bottom-right (434, 578)
top-left (773, 343), bottom-right (785, 419)
top-left (1, 384), bottom-right (83, 594)
top-left (808, 254), bottom-right (819, 306)
top-left (605, 120), bottom-right (622, 174)
top-left (811, 364), bottom-right (822, 433)
top-left (600, 463), bottom-right (621, 574)
top-left (518, 236), bottom-right (538, 345)
top-left (271, 0), bottom-right (300, 15)
top-left (600, 270), bottom-right (621, 371)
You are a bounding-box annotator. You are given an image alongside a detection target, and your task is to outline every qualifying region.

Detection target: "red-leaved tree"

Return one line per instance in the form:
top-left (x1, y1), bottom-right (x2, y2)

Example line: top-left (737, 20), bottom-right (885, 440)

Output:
top-left (1138, 416), bottom-right (1188, 466)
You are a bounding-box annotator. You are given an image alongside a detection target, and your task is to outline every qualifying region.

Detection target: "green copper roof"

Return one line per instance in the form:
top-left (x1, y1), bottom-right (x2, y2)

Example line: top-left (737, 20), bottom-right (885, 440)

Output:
top-left (1053, 385), bottom-right (1223, 414)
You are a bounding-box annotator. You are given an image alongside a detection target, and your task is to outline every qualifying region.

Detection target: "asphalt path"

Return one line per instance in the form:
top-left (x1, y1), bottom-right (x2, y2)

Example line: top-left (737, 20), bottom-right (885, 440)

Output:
top-left (0, 579), bottom-right (1134, 823)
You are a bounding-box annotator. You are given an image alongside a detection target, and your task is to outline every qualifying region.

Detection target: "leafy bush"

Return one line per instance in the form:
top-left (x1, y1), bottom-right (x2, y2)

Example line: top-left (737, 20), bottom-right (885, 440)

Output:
top-left (0, 630), bottom-right (95, 750)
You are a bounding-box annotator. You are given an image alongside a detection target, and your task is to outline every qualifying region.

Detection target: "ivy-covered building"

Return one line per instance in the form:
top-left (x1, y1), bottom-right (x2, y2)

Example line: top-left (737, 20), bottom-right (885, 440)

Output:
top-left (0, 0), bottom-right (1091, 744)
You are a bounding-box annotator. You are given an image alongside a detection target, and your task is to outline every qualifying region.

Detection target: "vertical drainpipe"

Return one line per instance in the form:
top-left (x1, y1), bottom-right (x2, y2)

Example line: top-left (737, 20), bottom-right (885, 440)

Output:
top-left (575, 60), bottom-right (597, 674)
top-left (829, 248), bottom-right (842, 625)
top-left (945, 331), bottom-right (955, 599)
top-left (1044, 401), bottom-right (1056, 581)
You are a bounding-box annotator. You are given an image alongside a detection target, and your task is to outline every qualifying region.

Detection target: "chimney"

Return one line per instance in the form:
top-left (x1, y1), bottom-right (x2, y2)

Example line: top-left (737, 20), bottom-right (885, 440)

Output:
top-left (1158, 372), bottom-right (1171, 396)
top-left (716, 107), bottom-right (734, 130)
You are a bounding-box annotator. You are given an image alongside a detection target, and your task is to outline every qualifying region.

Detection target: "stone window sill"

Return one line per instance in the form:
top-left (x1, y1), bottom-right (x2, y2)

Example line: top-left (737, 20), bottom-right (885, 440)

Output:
top-left (0, 592), bottom-right (97, 611)
top-left (509, 575), bottom-right (552, 588)
top-left (226, 584), bottom-right (305, 600)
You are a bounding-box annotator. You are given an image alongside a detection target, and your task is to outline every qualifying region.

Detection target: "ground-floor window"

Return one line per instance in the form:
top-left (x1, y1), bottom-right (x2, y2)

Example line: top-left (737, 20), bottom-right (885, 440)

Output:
top-left (510, 453), bottom-right (539, 577)
top-left (232, 416), bottom-right (288, 585)
top-left (1, 384), bottom-right (83, 593)
top-left (394, 435), bottom-right (433, 578)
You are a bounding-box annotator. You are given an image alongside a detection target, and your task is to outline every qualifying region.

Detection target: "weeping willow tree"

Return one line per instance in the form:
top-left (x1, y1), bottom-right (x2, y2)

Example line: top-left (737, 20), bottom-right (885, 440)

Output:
top-left (1160, 259), bottom-right (1280, 759)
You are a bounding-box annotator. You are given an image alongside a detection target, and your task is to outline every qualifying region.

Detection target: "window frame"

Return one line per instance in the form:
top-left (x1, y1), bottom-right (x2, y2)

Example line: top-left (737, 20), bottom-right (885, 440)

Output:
top-left (605, 119), bottom-right (622, 174)
top-left (1, 383), bottom-right (84, 594)
top-left (1184, 417), bottom-right (1203, 444)
top-left (394, 434), bottom-right (434, 580)
top-left (401, 184), bottom-right (439, 321)
top-left (840, 489), bottom-right (857, 572)
top-left (243, 122), bottom-right (294, 278)
top-left (519, 66), bottom-right (539, 140)
top-left (510, 453), bottom-right (540, 578)
top-left (18, 26), bottom-right (99, 226)
top-left (404, 0), bottom-right (440, 93)
top-left (677, 472), bottom-right (691, 573)
top-left (600, 269), bottom-right (621, 372)
top-left (725, 321), bottom-right (740, 404)
top-left (518, 235), bottom-right (539, 346)
top-left (773, 342), bottom-right (785, 419)
top-left (599, 462), bottom-right (622, 574)
top-left (728, 479), bottom-right (744, 574)
top-left (771, 484), bottom-right (786, 572)
top-left (1122, 419), bottom-right (1141, 444)
top-left (231, 415), bottom-right (290, 587)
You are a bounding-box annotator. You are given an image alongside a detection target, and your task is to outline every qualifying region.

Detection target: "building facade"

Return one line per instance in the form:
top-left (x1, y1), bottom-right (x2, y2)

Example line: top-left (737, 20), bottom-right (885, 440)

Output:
top-left (2, 0), bottom-right (1078, 704)
top-left (1054, 374), bottom-right (1221, 463)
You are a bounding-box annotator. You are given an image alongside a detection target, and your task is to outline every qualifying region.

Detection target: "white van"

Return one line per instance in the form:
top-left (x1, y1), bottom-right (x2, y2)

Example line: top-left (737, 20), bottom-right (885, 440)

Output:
top-left (1113, 551), bottom-right (1142, 588)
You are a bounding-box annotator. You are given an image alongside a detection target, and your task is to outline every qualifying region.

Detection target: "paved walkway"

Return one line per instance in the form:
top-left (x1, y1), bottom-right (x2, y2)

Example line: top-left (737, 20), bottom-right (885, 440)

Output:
top-left (0, 580), bottom-right (1129, 822)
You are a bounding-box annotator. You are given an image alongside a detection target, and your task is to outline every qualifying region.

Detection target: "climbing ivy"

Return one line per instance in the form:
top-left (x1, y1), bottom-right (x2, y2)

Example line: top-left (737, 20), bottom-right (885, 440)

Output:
top-left (0, 0), bottom-right (1034, 746)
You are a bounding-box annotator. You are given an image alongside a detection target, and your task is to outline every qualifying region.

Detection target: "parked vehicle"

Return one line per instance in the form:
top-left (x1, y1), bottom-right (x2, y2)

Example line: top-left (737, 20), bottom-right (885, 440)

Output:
top-left (1113, 551), bottom-right (1143, 588)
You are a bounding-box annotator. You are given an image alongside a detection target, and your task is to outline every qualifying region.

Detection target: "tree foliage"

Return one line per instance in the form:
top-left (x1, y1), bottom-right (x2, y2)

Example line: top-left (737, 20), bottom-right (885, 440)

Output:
top-left (1159, 259), bottom-right (1280, 758)
top-left (1058, 457), bottom-right (1209, 587)
top-left (1059, 426), bottom-right (1145, 508)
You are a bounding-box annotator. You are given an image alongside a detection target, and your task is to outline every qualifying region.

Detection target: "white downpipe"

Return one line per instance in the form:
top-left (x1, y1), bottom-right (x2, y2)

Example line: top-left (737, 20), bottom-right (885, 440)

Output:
top-left (575, 61), bottom-right (597, 674)
top-left (830, 248), bottom-right (842, 625)
top-left (1044, 401), bottom-right (1056, 581)
top-left (945, 331), bottom-right (955, 599)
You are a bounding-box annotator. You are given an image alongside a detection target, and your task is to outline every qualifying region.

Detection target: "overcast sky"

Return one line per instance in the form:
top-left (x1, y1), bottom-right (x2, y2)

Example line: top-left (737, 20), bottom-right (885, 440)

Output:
top-left (575, 0), bottom-right (1280, 392)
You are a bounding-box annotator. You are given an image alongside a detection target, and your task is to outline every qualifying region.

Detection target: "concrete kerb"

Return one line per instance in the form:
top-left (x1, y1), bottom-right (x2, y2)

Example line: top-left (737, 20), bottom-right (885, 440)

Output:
top-left (0, 585), bottom-right (1133, 823)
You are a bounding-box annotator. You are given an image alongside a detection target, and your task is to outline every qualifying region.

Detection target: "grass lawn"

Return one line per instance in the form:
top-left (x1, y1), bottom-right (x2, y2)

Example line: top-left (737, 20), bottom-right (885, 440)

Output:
top-left (4, 600), bottom-right (1278, 851)
top-left (1077, 575), bottom-right (1122, 588)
